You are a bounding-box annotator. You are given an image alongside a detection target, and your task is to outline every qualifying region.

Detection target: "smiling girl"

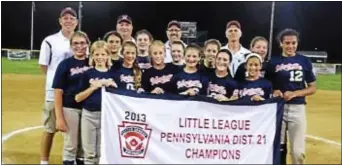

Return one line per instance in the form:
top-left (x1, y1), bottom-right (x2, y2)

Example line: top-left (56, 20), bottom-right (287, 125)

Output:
top-left (52, 31), bottom-right (90, 165)
top-left (135, 29), bottom-right (153, 71)
top-left (103, 31), bottom-right (123, 69)
top-left (238, 53), bottom-right (272, 101)
top-left (235, 36), bottom-right (269, 82)
top-left (199, 39), bottom-right (222, 76)
top-left (111, 41), bottom-right (142, 91)
top-left (170, 43), bottom-right (208, 96)
top-left (206, 49), bottom-right (239, 102)
top-left (141, 40), bottom-right (175, 94)
top-left (75, 40), bottom-right (117, 164)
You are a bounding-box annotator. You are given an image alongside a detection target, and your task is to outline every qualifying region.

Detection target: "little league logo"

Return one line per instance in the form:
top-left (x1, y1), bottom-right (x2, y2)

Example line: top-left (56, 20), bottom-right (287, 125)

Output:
top-left (118, 121), bottom-right (152, 158)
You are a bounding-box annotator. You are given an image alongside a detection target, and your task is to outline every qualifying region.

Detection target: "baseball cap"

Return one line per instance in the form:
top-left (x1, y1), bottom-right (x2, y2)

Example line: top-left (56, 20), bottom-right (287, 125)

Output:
top-left (226, 20), bottom-right (241, 29)
top-left (60, 7), bottom-right (77, 18)
top-left (117, 14), bottom-right (132, 24)
top-left (167, 20), bottom-right (181, 29)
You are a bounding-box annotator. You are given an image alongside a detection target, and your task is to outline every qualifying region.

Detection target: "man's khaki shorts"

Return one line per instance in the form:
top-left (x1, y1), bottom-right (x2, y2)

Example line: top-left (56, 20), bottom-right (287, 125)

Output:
top-left (42, 101), bottom-right (56, 133)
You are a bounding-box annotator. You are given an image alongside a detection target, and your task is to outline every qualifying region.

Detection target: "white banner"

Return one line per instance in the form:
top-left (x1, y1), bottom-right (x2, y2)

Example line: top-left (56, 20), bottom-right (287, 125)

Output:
top-left (100, 89), bottom-right (281, 164)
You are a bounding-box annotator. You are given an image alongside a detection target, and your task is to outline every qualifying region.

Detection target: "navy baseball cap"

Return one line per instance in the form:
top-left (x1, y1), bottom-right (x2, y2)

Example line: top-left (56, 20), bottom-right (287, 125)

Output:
top-left (60, 7), bottom-right (77, 18)
top-left (117, 14), bottom-right (132, 24)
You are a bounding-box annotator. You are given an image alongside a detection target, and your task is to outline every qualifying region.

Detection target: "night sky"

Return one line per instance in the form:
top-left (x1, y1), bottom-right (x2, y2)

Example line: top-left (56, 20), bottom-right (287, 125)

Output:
top-left (2, 1), bottom-right (342, 62)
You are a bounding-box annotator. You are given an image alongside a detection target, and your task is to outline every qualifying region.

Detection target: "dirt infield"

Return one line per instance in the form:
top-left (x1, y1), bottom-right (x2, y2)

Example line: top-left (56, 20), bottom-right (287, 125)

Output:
top-left (2, 74), bottom-right (341, 164)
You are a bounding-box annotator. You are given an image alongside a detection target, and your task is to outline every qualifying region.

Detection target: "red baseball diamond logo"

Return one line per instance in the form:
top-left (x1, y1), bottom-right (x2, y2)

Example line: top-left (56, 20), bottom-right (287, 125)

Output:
top-left (118, 121), bottom-right (152, 158)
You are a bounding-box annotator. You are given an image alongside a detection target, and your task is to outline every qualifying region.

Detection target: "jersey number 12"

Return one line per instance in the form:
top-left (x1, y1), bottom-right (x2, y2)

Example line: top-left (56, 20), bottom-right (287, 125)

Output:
top-left (290, 70), bottom-right (303, 82)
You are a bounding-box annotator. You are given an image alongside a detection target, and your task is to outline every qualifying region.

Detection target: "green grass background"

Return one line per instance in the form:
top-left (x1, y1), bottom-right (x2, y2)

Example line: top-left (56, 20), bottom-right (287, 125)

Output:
top-left (2, 57), bottom-right (341, 91)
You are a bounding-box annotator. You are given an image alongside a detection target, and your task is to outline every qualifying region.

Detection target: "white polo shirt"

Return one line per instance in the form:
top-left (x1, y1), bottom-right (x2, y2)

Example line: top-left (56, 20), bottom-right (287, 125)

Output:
top-left (164, 40), bottom-right (187, 63)
top-left (38, 31), bottom-right (73, 101)
top-left (221, 44), bottom-right (250, 77)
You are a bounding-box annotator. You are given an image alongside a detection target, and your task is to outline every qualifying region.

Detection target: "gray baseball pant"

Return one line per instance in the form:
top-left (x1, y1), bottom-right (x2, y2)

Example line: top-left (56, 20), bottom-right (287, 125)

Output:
top-left (81, 109), bottom-right (101, 165)
top-left (62, 107), bottom-right (83, 161)
top-left (280, 104), bottom-right (306, 164)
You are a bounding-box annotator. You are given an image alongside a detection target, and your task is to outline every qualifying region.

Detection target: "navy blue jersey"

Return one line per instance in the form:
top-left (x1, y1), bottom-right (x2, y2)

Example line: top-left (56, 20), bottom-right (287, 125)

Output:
top-left (167, 63), bottom-right (185, 74)
top-left (111, 58), bottom-right (123, 71)
top-left (207, 72), bottom-right (239, 98)
top-left (110, 65), bottom-right (137, 91)
top-left (170, 69), bottom-right (209, 95)
top-left (239, 78), bottom-right (273, 100)
top-left (136, 55), bottom-right (152, 71)
top-left (141, 64), bottom-right (175, 93)
top-left (79, 68), bottom-right (113, 112)
top-left (265, 54), bottom-right (316, 104)
top-left (199, 63), bottom-right (215, 77)
top-left (52, 56), bottom-right (90, 109)
top-left (234, 61), bottom-right (268, 82)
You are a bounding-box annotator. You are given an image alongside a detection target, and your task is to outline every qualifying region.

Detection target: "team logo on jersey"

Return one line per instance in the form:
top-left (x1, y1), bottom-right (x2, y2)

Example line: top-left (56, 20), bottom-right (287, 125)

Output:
top-left (118, 121), bottom-right (152, 158)
top-left (70, 66), bottom-right (91, 76)
top-left (150, 74), bottom-right (173, 85)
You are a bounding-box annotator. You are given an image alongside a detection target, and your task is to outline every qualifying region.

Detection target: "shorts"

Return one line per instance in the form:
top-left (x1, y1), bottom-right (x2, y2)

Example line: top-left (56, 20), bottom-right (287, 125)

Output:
top-left (42, 101), bottom-right (56, 133)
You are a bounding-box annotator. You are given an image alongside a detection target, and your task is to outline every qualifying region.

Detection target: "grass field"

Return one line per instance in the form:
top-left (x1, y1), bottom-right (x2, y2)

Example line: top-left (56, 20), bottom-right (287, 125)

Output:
top-left (2, 57), bottom-right (41, 75)
top-left (1, 57), bottom-right (341, 164)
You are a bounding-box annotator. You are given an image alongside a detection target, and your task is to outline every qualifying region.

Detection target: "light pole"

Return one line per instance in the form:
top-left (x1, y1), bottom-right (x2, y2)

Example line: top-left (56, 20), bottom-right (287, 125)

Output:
top-left (268, 1), bottom-right (275, 61)
top-left (78, 1), bottom-right (83, 31)
top-left (30, 1), bottom-right (35, 59)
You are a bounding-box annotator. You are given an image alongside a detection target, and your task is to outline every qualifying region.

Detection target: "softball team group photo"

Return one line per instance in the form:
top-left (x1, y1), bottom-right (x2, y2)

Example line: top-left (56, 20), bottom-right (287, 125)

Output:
top-left (38, 7), bottom-right (316, 165)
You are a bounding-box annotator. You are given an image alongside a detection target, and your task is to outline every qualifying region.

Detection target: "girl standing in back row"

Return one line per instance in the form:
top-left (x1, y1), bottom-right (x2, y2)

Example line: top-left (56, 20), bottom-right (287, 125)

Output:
top-left (103, 31), bottom-right (123, 70)
top-left (135, 29), bottom-right (153, 71)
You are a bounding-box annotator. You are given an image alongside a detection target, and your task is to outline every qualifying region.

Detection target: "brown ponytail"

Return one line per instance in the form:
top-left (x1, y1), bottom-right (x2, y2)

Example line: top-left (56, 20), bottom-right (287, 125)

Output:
top-left (133, 62), bottom-right (142, 89)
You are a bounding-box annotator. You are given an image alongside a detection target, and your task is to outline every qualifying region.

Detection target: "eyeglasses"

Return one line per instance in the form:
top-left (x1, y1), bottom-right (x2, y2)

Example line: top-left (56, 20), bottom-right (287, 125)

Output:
top-left (167, 29), bottom-right (181, 32)
top-left (72, 41), bottom-right (87, 46)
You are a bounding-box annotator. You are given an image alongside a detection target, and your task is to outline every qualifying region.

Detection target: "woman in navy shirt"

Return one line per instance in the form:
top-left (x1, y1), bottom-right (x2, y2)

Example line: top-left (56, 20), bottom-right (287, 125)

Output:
top-left (52, 31), bottom-right (90, 165)
top-left (170, 43), bottom-right (208, 96)
top-left (207, 49), bottom-right (239, 102)
top-left (75, 40), bottom-right (116, 164)
top-left (239, 53), bottom-right (273, 101)
top-left (141, 40), bottom-right (175, 94)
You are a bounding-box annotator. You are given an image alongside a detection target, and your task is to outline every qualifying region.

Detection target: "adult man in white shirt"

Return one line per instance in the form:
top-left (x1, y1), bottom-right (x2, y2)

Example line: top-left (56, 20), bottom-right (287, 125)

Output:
top-left (116, 14), bottom-right (136, 43)
top-left (38, 7), bottom-right (78, 165)
top-left (221, 20), bottom-right (250, 77)
top-left (164, 20), bottom-right (187, 63)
